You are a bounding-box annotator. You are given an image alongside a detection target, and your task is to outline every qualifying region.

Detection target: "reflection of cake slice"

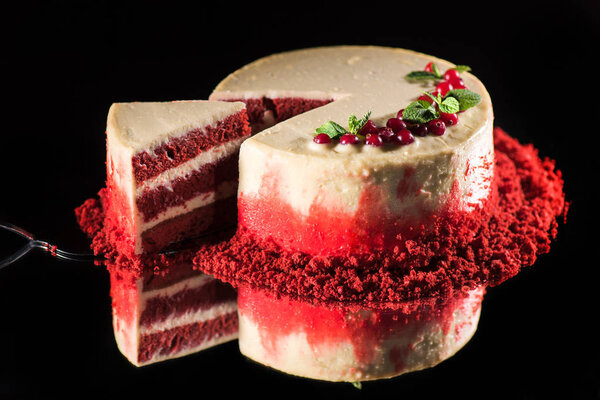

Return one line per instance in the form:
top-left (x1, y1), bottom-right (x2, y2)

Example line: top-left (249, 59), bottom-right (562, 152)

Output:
top-left (109, 262), bottom-right (238, 366)
top-left (104, 100), bottom-right (251, 256)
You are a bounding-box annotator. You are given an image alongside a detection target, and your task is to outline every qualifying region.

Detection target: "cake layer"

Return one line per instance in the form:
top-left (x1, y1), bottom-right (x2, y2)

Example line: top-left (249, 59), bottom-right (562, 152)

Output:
top-left (210, 46), bottom-right (494, 256)
top-left (140, 195), bottom-right (237, 254)
top-left (110, 264), bottom-right (238, 367)
top-left (105, 101), bottom-right (251, 255)
top-left (136, 145), bottom-right (239, 222)
top-left (237, 285), bottom-right (484, 382)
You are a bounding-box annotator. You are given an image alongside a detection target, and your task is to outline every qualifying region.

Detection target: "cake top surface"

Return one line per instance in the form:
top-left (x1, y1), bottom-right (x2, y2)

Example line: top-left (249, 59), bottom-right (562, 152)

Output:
top-left (107, 100), bottom-right (245, 153)
top-left (211, 46), bottom-right (493, 163)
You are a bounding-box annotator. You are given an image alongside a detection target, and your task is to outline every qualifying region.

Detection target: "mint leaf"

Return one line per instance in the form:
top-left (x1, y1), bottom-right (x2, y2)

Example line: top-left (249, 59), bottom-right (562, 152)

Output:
top-left (348, 111), bottom-right (371, 134)
top-left (439, 96), bottom-right (460, 114)
top-left (402, 100), bottom-right (439, 124)
top-left (431, 63), bottom-right (442, 78)
top-left (444, 89), bottom-right (482, 111)
top-left (316, 121), bottom-right (346, 139)
top-left (405, 71), bottom-right (439, 81)
top-left (423, 91), bottom-right (443, 105)
top-left (453, 65), bottom-right (472, 73)
top-left (351, 382), bottom-right (362, 390)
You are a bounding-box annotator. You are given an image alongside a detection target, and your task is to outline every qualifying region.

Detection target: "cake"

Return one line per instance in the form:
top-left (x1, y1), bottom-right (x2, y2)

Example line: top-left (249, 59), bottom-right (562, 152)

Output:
top-left (105, 100), bottom-right (251, 256)
top-left (194, 46), bottom-right (566, 381)
top-left (76, 100), bottom-right (251, 365)
top-left (76, 45), bottom-right (566, 379)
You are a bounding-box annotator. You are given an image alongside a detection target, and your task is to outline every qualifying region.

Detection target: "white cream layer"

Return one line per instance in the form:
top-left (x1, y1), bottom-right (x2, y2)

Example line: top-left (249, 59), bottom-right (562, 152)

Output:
top-left (238, 287), bottom-right (483, 382)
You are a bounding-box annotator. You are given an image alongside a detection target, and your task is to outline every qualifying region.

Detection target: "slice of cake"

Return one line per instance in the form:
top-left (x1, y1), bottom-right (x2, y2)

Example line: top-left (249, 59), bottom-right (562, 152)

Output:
top-left (105, 100), bottom-right (251, 256)
top-left (109, 261), bottom-right (238, 366)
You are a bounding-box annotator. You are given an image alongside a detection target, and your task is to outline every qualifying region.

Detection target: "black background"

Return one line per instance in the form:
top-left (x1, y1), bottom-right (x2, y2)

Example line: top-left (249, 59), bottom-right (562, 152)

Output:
top-left (0, 1), bottom-right (597, 398)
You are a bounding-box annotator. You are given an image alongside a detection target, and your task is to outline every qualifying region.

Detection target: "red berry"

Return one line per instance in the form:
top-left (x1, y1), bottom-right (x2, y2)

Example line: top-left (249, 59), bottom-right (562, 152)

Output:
top-left (440, 112), bottom-right (459, 126)
top-left (386, 117), bottom-right (407, 133)
top-left (339, 133), bottom-right (360, 145)
top-left (365, 134), bottom-right (383, 146)
top-left (397, 109), bottom-right (404, 119)
top-left (410, 124), bottom-right (428, 137)
top-left (448, 77), bottom-right (466, 89)
top-left (427, 119), bottom-right (446, 136)
top-left (436, 81), bottom-right (453, 96)
top-left (313, 133), bottom-right (332, 144)
top-left (396, 129), bottom-right (415, 145)
top-left (424, 62), bottom-right (435, 73)
top-left (376, 127), bottom-right (396, 142)
top-left (358, 120), bottom-right (378, 136)
top-left (443, 69), bottom-right (461, 81)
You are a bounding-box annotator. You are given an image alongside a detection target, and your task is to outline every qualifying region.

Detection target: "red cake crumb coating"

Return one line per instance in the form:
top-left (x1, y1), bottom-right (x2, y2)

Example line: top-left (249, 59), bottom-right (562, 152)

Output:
top-left (193, 128), bottom-right (567, 311)
top-left (131, 110), bottom-right (250, 184)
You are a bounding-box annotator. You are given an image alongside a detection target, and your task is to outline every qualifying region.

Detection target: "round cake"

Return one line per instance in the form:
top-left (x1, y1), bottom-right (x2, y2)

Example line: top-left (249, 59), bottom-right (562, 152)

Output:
top-left (196, 46), bottom-right (566, 382)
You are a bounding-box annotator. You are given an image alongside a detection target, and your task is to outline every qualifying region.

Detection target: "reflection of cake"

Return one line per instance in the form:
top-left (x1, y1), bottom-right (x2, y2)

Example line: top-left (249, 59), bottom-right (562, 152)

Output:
top-left (105, 101), bottom-right (250, 256)
top-left (194, 46), bottom-right (566, 382)
top-left (109, 262), bottom-right (237, 366)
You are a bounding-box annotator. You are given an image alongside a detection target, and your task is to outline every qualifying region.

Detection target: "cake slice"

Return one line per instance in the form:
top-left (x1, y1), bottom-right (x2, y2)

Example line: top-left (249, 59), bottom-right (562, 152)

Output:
top-left (109, 262), bottom-right (238, 366)
top-left (104, 100), bottom-right (251, 256)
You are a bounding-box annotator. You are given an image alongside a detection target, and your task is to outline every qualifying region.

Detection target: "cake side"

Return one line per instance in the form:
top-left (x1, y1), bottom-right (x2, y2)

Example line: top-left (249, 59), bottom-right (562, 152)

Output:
top-left (211, 46), bottom-right (494, 256)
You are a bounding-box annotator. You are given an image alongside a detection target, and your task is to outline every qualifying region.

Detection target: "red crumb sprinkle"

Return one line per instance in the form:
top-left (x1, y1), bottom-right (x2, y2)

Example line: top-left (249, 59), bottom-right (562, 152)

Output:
top-left (193, 128), bottom-right (567, 310)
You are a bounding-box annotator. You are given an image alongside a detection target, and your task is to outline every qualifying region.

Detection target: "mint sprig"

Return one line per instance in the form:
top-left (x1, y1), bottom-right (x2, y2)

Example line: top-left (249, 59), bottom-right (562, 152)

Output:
top-left (315, 111), bottom-right (371, 139)
top-left (402, 100), bottom-right (438, 124)
top-left (315, 120), bottom-right (346, 139)
top-left (405, 63), bottom-right (472, 81)
top-left (403, 89), bottom-right (481, 124)
top-left (444, 89), bottom-right (482, 111)
top-left (348, 111), bottom-right (371, 135)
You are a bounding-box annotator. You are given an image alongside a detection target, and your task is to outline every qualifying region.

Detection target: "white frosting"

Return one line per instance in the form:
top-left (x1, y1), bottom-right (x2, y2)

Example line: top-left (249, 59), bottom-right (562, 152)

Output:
top-left (238, 287), bottom-right (483, 382)
top-left (211, 46), bottom-right (494, 218)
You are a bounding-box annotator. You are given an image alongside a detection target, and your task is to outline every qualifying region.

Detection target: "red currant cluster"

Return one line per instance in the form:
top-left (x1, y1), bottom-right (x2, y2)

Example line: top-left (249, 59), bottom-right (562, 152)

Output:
top-left (313, 63), bottom-right (467, 147)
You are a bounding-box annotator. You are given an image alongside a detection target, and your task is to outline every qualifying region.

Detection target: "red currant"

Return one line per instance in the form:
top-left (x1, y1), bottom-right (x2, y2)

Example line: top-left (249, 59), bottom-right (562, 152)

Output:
top-left (339, 133), bottom-right (360, 145)
top-left (443, 69), bottom-right (461, 81)
top-left (365, 134), bottom-right (383, 146)
top-left (313, 133), bottom-right (332, 144)
top-left (440, 112), bottom-right (459, 126)
top-left (436, 81), bottom-right (453, 96)
top-left (396, 129), bottom-right (415, 145)
top-left (358, 120), bottom-right (378, 136)
top-left (386, 118), bottom-right (407, 133)
top-left (376, 127), bottom-right (396, 143)
top-left (424, 62), bottom-right (435, 73)
top-left (410, 124), bottom-right (428, 137)
top-left (427, 119), bottom-right (446, 136)
top-left (397, 109), bottom-right (404, 119)
top-left (448, 77), bottom-right (466, 89)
